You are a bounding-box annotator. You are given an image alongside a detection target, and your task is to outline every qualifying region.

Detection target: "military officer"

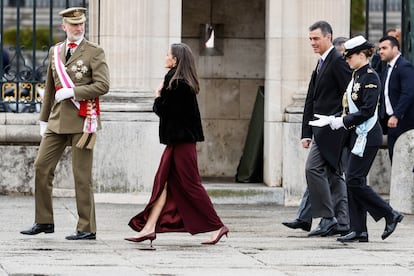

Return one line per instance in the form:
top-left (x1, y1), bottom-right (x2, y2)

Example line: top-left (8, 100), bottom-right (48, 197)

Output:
top-left (20, 7), bottom-right (110, 240)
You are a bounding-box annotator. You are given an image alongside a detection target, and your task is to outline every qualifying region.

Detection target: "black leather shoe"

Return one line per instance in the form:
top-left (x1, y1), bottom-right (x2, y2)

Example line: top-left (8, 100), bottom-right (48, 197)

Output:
top-left (337, 231), bottom-right (368, 243)
top-left (282, 219), bottom-right (312, 232)
top-left (382, 210), bottom-right (404, 240)
top-left (65, 231), bottom-right (96, 240)
top-left (20, 224), bottom-right (54, 235)
top-left (308, 217), bottom-right (337, 237)
top-left (322, 224), bottom-right (350, 237)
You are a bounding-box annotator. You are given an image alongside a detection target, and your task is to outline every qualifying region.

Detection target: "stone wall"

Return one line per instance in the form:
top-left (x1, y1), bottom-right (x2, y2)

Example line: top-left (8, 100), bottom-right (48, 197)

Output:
top-left (182, 0), bottom-right (265, 178)
top-left (0, 96), bottom-right (165, 195)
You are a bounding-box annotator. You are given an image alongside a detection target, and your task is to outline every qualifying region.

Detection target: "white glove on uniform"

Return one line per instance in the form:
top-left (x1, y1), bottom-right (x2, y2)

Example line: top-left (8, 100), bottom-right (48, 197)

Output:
top-left (39, 121), bottom-right (48, 137)
top-left (55, 88), bottom-right (74, 102)
top-left (309, 114), bottom-right (331, 127)
top-left (329, 116), bottom-right (344, 130)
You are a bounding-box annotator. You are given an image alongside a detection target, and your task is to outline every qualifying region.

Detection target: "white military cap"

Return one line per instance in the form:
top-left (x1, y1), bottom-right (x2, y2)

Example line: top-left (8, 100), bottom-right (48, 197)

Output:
top-left (343, 35), bottom-right (374, 57)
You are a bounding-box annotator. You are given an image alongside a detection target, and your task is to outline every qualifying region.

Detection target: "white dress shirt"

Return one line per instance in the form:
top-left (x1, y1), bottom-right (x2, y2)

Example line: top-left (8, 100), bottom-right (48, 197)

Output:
top-left (384, 53), bottom-right (401, 115)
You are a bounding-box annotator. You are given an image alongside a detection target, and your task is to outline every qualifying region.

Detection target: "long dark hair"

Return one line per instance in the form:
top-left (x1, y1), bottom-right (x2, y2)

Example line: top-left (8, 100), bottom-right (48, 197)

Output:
top-left (168, 43), bottom-right (200, 94)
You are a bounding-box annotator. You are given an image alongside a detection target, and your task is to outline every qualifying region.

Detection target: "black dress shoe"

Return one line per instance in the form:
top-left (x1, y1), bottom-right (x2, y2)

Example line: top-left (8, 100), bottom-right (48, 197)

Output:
top-left (322, 224), bottom-right (350, 237)
top-left (337, 231), bottom-right (368, 243)
top-left (382, 210), bottom-right (404, 240)
top-left (65, 231), bottom-right (96, 240)
top-left (20, 224), bottom-right (54, 235)
top-left (308, 217), bottom-right (337, 237)
top-left (282, 219), bottom-right (312, 232)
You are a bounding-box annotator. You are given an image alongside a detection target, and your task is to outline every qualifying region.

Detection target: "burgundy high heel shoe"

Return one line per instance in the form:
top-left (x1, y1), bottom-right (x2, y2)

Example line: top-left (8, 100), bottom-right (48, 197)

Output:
top-left (124, 232), bottom-right (156, 246)
top-left (201, 225), bottom-right (229, 245)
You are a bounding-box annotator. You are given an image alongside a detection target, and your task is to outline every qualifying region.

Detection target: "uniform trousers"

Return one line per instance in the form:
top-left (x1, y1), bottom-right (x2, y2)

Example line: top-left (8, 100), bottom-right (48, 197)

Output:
top-left (306, 142), bottom-right (349, 223)
top-left (34, 130), bottom-right (96, 233)
top-left (346, 146), bottom-right (393, 232)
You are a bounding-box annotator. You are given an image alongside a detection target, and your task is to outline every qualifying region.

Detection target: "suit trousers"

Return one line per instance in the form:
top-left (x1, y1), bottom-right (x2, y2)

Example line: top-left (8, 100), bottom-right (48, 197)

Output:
top-left (306, 142), bottom-right (348, 222)
top-left (34, 131), bottom-right (96, 233)
top-left (296, 188), bottom-right (312, 223)
top-left (346, 146), bottom-right (393, 232)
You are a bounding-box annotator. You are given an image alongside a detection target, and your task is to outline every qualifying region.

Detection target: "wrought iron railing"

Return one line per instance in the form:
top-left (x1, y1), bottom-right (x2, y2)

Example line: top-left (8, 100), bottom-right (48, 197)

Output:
top-left (1, 0), bottom-right (87, 113)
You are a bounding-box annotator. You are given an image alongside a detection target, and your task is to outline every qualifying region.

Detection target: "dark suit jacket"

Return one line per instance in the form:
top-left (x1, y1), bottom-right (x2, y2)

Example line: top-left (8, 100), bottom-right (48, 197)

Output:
top-left (379, 55), bottom-right (414, 138)
top-left (302, 48), bottom-right (352, 168)
top-left (153, 67), bottom-right (204, 145)
top-left (343, 64), bottom-right (383, 149)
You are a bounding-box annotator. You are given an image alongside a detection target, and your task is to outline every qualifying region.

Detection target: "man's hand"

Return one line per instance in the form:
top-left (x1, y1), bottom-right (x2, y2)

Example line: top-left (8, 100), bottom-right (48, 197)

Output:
top-left (39, 121), bottom-right (48, 137)
top-left (55, 88), bottom-right (74, 102)
top-left (301, 138), bottom-right (311, 148)
top-left (387, 116), bottom-right (398, 128)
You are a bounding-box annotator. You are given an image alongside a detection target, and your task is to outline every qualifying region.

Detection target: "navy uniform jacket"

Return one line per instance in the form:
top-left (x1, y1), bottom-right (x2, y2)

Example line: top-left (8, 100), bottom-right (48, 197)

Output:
top-left (153, 67), bottom-right (204, 145)
top-left (343, 64), bottom-right (383, 148)
top-left (379, 55), bottom-right (414, 137)
top-left (302, 48), bottom-right (352, 169)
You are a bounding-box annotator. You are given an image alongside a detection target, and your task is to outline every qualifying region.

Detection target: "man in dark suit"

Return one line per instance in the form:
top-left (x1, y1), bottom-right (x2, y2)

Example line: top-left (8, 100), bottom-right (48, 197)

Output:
top-left (282, 36), bottom-right (350, 234)
top-left (372, 28), bottom-right (401, 74)
top-left (301, 21), bottom-right (352, 237)
top-left (378, 35), bottom-right (414, 161)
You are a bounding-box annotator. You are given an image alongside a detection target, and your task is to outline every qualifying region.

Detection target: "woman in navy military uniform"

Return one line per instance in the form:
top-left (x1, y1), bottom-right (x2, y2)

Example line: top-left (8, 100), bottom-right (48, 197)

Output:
top-left (310, 35), bottom-right (403, 242)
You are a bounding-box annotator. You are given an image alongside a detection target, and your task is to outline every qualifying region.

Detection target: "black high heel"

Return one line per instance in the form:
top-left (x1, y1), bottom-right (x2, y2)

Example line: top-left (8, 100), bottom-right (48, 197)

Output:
top-left (201, 226), bottom-right (229, 245)
top-left (124, 232), bottom-right (156, 246)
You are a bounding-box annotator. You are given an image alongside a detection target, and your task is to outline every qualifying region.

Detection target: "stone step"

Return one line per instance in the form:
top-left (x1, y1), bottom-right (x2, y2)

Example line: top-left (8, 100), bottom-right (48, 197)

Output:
top-left (100, 91), bottom-right (154, 112)
top-left (90, 183), bottom-right (285, 205)
top-left (101, 91), bottom-right (154, 102)
top-left (100, 102), bottom-right (153, 112)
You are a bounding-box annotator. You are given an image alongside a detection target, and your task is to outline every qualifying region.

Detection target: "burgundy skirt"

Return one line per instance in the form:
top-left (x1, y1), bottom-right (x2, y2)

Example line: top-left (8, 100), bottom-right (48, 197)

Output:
top-left (128, 143), bottom-right (224, 235)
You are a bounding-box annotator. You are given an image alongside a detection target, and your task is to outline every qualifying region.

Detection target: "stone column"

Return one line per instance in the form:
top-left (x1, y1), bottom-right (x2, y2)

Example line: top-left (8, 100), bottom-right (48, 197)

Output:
top-left (88, 0), bottom-right (182, 91)
top-left (264, 0), bottom-right (350, 203)
top-left (83, 0), bottom-right (183, 193)
top-left (389, 130), bottom-right (414, 214)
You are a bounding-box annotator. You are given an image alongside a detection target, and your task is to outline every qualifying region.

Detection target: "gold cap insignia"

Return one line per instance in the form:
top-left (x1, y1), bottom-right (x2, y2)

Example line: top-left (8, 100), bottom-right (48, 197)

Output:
top-left (59, 7), bottom-right (87, 24)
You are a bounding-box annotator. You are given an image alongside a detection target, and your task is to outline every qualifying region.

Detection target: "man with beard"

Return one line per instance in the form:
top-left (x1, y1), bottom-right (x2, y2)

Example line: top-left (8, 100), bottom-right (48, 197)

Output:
top-left (378, 35), bottom-right (414, 162)
top-left (20, 7), bottom-right (110, 240)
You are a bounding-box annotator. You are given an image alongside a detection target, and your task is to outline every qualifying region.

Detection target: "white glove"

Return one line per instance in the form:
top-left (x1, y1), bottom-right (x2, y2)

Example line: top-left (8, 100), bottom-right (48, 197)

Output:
top-left (329, 116), bottom-right (344, 130)
top-left (309, 114), bottom-right (331, 127)
top-left (55, 88), bottom-right (74, 102)
top-left (39, 121), bottom-right (48, 137)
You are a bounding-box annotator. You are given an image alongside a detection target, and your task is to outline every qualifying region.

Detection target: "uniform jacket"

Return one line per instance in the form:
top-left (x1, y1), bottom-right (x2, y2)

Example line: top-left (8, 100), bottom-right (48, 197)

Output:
top-left (379, 55), bottom-right (414, 137)
top-left (153, 67), bottom-right (204, 145)
top-left (343, 64), bottom-right (383, 148)
top-left (302, 48), bottom-right (352, 168)
top-left (40, 39), bottom-right (110, 133)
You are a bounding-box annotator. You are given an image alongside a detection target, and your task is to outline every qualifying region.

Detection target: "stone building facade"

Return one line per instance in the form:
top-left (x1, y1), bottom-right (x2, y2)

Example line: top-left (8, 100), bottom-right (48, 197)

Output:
top-left (1, 0), bottom-right (392, 204)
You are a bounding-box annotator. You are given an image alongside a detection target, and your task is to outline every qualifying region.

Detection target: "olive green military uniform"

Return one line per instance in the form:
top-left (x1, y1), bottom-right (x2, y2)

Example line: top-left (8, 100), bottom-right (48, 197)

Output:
top-left (34, 38), bottom-right (110, 233)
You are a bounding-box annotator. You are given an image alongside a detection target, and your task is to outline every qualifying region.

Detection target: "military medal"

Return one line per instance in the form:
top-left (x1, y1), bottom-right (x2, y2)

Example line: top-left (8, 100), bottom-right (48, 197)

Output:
top-left (351, 92), bottom-right (358, 101)
top-left (352, 82), bottom-right (360, 101)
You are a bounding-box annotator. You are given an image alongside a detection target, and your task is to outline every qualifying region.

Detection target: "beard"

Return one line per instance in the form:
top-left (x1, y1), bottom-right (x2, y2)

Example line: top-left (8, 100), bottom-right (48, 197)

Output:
top-left (68, 31), bottom-right (84, 42)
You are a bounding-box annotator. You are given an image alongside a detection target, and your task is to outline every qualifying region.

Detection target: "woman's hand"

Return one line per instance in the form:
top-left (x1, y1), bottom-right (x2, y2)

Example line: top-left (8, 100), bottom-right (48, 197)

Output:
top-left (155, 82), bottom-right (163, 98)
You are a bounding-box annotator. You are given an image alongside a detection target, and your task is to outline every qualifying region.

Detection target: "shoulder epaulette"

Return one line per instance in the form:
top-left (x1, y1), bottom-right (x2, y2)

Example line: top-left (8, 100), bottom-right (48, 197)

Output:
top-left (365, 83), bottom-right (377, 88)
